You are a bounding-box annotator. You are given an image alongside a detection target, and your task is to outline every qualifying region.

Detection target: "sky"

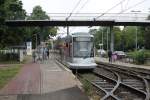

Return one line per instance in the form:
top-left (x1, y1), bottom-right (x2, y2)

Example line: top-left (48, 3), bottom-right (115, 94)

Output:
top-left (21, 0), bottom-right (150, 33)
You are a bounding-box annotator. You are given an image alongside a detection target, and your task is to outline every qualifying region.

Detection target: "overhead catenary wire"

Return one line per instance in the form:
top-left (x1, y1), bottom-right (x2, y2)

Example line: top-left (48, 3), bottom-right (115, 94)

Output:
top-left (114, 0), bottom-right (148, 20)
top-left (66, 0), bottom-right (82, 20)
top-left (95, 0), bottom-right (127, 20)
top-left (74, 0), bottom-right (90, 14)
top-left (124, 0), bottom-right (130, 9)
top-left (69, 0), bottom-right (90, 33)
top-left (95, 0), bottom-right (148, 20)
top-left (118, 0), bottom-right (148, 14)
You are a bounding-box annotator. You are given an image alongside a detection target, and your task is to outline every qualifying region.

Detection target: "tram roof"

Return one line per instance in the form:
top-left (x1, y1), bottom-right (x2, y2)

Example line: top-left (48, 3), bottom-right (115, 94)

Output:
top-left (5, 20), bottom-right (150, 26)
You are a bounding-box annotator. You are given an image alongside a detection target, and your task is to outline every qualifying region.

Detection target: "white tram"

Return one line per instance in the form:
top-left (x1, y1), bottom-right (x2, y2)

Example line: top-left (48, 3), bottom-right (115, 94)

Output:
top-left (56, 32), bottom-right (97, 69)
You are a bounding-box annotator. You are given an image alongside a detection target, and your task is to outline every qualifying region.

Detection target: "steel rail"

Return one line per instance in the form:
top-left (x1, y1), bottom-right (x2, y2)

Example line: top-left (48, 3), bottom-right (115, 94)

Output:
top-left (96, 66), bottom-right (147, 99)
top-left (97, 63), bottom-right (150, 100)
top-left (109, 65), bottom-right (150, 100)
top-left (78, 73), bottom-right (120, 100)
top-left (94, 69), bottom-right (146, 99)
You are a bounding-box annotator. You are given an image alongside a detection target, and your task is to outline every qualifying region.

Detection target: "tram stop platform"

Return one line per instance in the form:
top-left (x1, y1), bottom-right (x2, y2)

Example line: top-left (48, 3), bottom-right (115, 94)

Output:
top-left (0, 55), bottom-right (89, 100)
top-left (95, 57), bottom-right (150, 70)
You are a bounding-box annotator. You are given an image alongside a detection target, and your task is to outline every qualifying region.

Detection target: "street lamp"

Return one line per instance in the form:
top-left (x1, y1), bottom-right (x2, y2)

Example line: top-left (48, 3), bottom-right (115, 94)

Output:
top-left (131, 10), bottom-right (141, 50)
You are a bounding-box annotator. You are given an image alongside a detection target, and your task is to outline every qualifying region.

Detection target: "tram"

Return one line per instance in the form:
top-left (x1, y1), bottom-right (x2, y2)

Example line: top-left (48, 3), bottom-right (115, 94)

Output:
top-left (55, 32), bottom-right (97, 69)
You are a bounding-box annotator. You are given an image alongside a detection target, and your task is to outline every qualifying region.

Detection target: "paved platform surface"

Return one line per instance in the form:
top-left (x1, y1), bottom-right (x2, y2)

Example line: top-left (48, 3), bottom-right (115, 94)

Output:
top-left (0, 63), bottom-right (41, 95)
top-left (95, 57), bottom-right (150, 70)
top-left (0, 54), bottom-right (89, 100)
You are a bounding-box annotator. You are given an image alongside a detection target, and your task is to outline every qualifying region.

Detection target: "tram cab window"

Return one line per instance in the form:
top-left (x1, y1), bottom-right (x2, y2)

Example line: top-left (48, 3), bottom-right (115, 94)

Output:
top-left (73, 37), bottom-right (94, 58)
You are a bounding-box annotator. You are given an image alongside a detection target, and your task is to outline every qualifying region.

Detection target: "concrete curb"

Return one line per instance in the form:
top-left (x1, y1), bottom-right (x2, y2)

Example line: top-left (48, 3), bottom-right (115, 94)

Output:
top-left (55, 60), bottom-right (71, 72)
top-left (55, 60), bottom-right (83, 89)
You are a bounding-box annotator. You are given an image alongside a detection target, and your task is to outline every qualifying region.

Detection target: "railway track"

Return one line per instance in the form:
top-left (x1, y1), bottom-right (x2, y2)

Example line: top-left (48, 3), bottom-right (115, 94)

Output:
top-left (97, 63), bottom-right (150, 96)
top-left (79, 63), bottom-right (150, 100)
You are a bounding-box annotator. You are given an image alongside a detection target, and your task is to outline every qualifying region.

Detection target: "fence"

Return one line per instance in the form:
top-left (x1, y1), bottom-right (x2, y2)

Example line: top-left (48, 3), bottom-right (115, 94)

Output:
top-left (0, 49), bottom-right (26, 63)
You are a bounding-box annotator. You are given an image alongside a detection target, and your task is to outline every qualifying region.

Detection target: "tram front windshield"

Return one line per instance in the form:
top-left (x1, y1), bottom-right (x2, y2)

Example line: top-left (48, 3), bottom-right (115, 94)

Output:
top-left (73, 37), bottom-right (94, 58)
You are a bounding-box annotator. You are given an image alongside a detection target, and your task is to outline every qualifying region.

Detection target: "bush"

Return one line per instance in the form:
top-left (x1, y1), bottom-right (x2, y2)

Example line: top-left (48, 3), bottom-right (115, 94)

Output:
top-left (144, 50), bottom-right (150, 58)
top-left (132, 51), bottom-right (145, 64)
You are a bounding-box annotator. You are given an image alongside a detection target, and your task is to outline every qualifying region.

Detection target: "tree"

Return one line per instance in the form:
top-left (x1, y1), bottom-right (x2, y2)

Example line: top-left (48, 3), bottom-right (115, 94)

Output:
top-left (0, 0), bottom-right (27, 48)
top-left (144, 15), bottom-right (150, 49)
top-left (0, 0), bottom-right (5, 48)
top-left (112, 27), bottom-right (122, 51)
top-left (144, 26), bottom-right (150, 49)
top-left (91, 27), bottom-right (121, 51)
top-left (27, 5), bottom-right (57, 49)
top-left (137, 14), bottom-right (150, 50)
top-left (28, 6), bottom-right (49, 20)
top-left (122, 26), bottom-right (136, 51)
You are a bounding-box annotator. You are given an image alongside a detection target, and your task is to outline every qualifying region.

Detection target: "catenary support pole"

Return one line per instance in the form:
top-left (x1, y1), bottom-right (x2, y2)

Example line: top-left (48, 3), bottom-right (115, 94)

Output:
top-left (110, 26), bottom-right (114, 52)
top-left (107, 27), bottom-right (109, 51)
top-left (67, 26), bottom-right (69, 35)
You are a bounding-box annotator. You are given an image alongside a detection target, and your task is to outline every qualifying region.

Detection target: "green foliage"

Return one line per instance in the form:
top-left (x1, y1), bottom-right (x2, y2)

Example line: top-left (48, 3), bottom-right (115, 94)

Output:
top-left (0, 0), bottom-right (27, 48)
top-left (80, 78), bottom-right (93, 96)
top-left (28, 6), bottom-right (49, 20)
top-left (135, 51), bottom-right (145, 64)
top-left (4, 0), bottom-right (26, 20)
top-left (113, 27), bottom-right (122, 50)
top-left (144, 27), bottom-right (150, 49)
top-left (143, 50), bottom-right (150, 58)
top-left (27, 5), bottom-right (57, 49)
top-left (0, 65), bottom-right (21, 88)
top-left (91, 26), bottom-right (147, 51)
top-left (129, 50), bottom-right (145, 64)
top-left (0, 2), bottom-right (58, 49)
top-left (123, 26), bottom-right (136, 51)
top-left (91, 27), bottom-right (122, 50)
top-left (92, 27), bottom-right (109, 49)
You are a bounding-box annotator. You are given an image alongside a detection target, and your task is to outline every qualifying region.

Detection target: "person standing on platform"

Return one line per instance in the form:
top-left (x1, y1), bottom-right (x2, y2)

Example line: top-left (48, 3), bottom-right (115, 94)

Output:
top-left (32, 49), bottom-right (36, 63)
top-left (46, 47), bottom-right (49, 59)
top-left (108, 50), bottom-right (112, 63)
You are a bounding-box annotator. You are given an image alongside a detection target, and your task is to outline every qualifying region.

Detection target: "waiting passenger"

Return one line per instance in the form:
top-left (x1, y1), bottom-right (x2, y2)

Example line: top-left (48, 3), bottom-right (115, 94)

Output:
top-left (108, 50), bottom-right (112, 63)
top-left (46, 47), bottom-right (49, 59)
top-left (112, 53), bottom-right (117, 62)
top-left (32, 49), bottom-right (36, 63)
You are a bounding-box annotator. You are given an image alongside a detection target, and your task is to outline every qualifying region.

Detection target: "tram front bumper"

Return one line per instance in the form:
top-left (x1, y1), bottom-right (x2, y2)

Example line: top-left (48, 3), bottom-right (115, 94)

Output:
top-left (67, 62), bottom-right (97, 69)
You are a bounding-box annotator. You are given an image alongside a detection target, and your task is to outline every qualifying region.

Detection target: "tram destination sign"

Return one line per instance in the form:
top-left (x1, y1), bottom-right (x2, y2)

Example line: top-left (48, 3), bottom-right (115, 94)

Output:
top-left (74, 37), bottom-right (92, 41)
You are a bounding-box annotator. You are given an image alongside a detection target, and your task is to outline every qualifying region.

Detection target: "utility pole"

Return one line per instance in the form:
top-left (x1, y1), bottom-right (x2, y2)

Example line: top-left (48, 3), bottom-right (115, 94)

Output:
top-left (107, 27), bottom-right (109, 51)
top-left (67, 26), bottom-right (69, 35)
top-left (102, 27), bottom-right (104, 50)
top-left (110, 26), bottom-right (114, 52)
top-left (131, 10), bottom-right (141, 50)
top-left (135, 26), bottom-right (138, 50)
top-left (36, 34), bottom-right (37, 49)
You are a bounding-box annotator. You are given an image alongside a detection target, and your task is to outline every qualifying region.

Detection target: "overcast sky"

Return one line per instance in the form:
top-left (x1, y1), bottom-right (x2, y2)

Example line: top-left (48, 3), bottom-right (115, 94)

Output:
top-left (21, 0), bottom-right (150, 33)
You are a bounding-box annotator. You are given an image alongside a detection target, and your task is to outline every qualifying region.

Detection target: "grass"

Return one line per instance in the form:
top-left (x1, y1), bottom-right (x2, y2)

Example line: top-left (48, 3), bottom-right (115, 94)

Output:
top-left (0, 65), bottom-right (21, 89)
top-left (0, 61), bottom-right (21, 64)
top-left (79, 74), bottom-right (101, 100)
